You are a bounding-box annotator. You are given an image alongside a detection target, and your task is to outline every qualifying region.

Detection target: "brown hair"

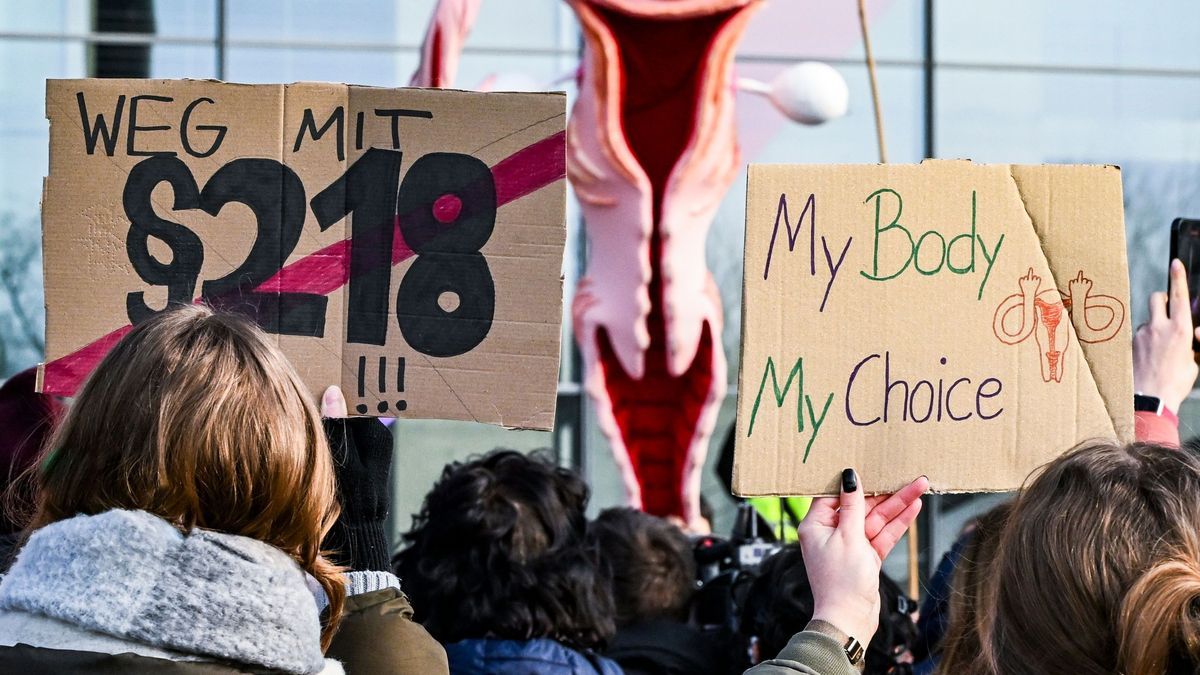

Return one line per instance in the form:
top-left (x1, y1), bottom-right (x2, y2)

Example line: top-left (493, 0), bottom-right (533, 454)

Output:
top-left (934, 500), bottom-right (1012, 675)
top-left (590, 507), bottom-right (696, 626)
top-left (981, 441), bottom-right (1200, 675)
top-left (28, 305), bottom-right (344, 646)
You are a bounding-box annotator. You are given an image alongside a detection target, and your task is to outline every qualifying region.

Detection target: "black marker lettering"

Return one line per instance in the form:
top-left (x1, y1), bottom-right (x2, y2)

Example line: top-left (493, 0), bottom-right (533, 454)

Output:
top-left (127, 95), bottom-right (176, 157)
top-left (293, 106), bottom-right (345, 161)
top-left (373, 108), bottom-right (433, 150)
top-left (180, 97), bottom-right (227, 158)
top-left (76, 92), bottom-right (125, 156)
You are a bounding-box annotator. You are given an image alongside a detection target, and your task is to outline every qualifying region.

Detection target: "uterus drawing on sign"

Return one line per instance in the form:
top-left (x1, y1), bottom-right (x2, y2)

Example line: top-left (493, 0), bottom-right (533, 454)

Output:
top-left (992, 268), bottom-right (1125, 383)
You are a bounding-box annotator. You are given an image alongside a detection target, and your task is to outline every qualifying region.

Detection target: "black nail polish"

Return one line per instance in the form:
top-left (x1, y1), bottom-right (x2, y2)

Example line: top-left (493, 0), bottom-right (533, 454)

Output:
top-left (842, 468), bottom-right (858, 493)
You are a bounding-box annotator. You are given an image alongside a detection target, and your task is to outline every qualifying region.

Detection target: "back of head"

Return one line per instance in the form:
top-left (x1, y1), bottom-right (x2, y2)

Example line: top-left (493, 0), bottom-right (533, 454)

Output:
top-left (395, 449), bottom-right (615, 649)
top-left (934, 500), bottom-right (1012, 675)
top-left (0, 367), bottom-right (64, 534)
top-left (741, 544), bottom-right (916, 673)
top-left (984, 441), bottom-right (1200, 675)
top-left (741, 545), bottom-right (813, 663)
top-left (28, 305), bottom-right (343, 642)
top-left (590, 507), bottom-right (696, 626)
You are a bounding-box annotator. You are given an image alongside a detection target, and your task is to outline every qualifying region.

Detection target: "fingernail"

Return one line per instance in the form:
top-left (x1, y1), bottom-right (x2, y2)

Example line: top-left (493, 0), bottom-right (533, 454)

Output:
top-left (1174, 259), bottom-right (1185, 272)
top-left (842, 468), bottom-right (858, 493)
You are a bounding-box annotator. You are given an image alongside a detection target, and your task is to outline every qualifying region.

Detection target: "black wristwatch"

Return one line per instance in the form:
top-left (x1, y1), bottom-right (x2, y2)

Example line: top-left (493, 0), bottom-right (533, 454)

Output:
top-left (1134, 393), bottom-right (1165, 415)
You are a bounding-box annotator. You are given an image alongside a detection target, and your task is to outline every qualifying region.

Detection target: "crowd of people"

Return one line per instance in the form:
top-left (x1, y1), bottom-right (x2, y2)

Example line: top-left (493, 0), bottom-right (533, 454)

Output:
top-left (0, 258), bottom-right (1197, 674)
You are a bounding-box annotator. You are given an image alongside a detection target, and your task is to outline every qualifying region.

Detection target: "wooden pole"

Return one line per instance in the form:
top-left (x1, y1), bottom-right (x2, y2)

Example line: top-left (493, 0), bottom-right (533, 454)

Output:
top-left (857, 0), bottom-right (889, 164)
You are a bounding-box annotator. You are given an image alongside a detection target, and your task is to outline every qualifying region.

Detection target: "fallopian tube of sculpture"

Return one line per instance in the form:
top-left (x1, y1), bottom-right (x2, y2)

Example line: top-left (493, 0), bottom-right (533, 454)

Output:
top-left (412, 0), bottom-right (762, 526)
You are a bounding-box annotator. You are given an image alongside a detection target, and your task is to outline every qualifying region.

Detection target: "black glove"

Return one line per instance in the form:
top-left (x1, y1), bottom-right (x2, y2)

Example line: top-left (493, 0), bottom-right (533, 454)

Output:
top-left (321, 417), bottom-right (393, 572)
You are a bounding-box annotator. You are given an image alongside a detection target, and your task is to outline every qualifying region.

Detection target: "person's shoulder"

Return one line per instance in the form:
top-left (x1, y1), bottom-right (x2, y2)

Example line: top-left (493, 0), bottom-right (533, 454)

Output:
top-left (746, 629), bottom-right (858, 675)
top-left (446, 638), bottom-right (620, 675)
top-left (342, 585), bottom-right (411, 616)
top-left (606, 619), bottom-right (721, 673)
top-left (327, 587), bottom-right (448, 675)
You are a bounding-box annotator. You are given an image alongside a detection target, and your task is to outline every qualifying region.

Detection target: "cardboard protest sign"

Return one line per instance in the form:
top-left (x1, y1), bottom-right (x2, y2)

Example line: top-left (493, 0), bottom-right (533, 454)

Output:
top-left (735, 160), bottom-right (1133, 495)
top-left (39, 79), bottom-right (566, 430)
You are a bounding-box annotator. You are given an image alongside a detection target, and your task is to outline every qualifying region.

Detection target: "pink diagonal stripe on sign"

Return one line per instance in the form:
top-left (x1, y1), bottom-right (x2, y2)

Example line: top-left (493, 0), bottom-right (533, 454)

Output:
top-left (493, 130), bottom-right (567, 206)
top-left (42, 129), bottom-right (567, 396)
top-left (245, 129), bottom-right (565, 296)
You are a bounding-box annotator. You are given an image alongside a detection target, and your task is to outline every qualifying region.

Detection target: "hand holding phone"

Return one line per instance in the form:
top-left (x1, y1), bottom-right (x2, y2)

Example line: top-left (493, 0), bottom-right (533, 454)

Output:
top-left (1133, 220), bottom-right (1200, 413)
top-left (1169, 218), bottom-right (1200, 351)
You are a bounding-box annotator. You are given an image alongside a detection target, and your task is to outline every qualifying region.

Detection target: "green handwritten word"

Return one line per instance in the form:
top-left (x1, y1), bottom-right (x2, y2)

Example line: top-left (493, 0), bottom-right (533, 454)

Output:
top-left (747, 356), bottom-right (835, 463)
top-left (859, 188), bottom-right (1004, 300)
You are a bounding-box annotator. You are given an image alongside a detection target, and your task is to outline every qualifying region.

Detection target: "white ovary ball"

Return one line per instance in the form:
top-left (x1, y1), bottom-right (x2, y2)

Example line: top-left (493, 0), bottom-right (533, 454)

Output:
top-left (769, 62), bottom-right (849, 125)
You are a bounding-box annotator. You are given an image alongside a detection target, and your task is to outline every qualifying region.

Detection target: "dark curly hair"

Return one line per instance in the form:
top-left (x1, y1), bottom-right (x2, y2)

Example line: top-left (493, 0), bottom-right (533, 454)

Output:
top-left (740, 544), bottom-right (917, 674)
top-left (393, 449), bottom-right (615, 649)
top-left (590, 507), bottom-right (697, 626)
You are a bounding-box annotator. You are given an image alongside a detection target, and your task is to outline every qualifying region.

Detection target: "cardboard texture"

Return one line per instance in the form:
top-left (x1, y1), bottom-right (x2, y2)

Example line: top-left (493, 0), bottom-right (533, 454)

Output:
top-left (39, 79), bottom-right (567, 430)
top-left (735, 160), bottom-right (1133, 496)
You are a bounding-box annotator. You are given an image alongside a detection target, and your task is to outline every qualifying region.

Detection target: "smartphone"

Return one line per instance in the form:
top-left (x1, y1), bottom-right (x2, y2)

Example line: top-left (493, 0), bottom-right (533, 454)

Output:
top-left (1169, 217), bottom-right (1200, 351)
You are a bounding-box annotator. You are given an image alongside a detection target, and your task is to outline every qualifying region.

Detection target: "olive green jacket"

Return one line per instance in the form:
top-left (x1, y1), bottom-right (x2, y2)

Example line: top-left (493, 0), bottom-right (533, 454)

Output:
top-left (327, 587), bottom-right (448, 675)
top-left (745, 629), bottom-right (858, 675)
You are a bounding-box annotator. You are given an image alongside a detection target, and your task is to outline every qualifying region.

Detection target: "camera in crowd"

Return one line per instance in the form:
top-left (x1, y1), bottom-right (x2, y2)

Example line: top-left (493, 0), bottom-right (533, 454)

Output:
top-left (689, 501), bottom-right (919, 674)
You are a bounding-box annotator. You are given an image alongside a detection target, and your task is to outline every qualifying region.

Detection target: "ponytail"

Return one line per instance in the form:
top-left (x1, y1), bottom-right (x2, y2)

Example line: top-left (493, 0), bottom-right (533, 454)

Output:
top-left (1119, 556), bottom-right (1200, 675)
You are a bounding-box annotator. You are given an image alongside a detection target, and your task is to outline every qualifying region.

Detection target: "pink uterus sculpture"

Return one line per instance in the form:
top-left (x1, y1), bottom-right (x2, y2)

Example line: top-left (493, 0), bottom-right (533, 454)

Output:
top-left (567, 0), bottom-right (760, 525)
top-left (411, 0), bottom-right (761, 525)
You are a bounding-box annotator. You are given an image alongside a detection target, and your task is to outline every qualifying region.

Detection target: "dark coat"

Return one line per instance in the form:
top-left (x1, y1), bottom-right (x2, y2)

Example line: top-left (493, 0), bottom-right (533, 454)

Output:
top-left (326, 587), bottom-right (448, 674)
top-left (0, 643), bottom-right (284, 673)
top-left (444, 638), bottom-right (623, 675)
top-left (605, 620), bottom-right (726, 675)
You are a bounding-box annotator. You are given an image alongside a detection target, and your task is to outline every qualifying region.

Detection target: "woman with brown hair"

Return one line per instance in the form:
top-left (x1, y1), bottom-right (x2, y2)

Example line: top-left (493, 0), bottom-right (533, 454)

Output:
top-left (979, 440), bottom-right (1200, 675)
top-left (930, 501), bottom-right (1012, 675)
top-left (0, 305), bottom-right (346, 673)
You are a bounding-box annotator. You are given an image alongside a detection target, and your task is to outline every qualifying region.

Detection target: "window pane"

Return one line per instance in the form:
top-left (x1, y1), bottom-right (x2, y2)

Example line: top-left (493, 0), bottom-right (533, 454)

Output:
top-left (452, 50), bottom-right (577, 91)
top-left (149, 44), bottom-right (217, 78)
top-left (0, 1), bottom-right (91, 33)
top-left (936, 0), bottom-right (1200, 70)
top-left (466, 0), bottom-right (574, 52)
top-left (396, 0), bottom-right (577, 52)
top-left (226, 47), bottom-right (418, 86)
top-left (741, 0), bottom-right (923, 62)
top-left (226, 0), bottom-right (400, 44)
top-left (116, 0), bottom-right (216, 40)
top-left (0, 1), bottom-right (216, 39)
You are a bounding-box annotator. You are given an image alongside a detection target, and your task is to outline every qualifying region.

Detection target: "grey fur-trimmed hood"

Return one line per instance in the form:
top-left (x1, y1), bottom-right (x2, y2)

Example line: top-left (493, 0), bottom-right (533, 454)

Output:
top-left (0, 509), bottom-right (330, 674)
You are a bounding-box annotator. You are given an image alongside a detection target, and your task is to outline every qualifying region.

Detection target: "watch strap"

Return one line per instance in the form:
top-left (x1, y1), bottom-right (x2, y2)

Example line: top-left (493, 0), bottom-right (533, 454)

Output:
top-left (1134, 393), bottom-right (1165, 415)
top-left (805, 620), bottom-right (866, 671)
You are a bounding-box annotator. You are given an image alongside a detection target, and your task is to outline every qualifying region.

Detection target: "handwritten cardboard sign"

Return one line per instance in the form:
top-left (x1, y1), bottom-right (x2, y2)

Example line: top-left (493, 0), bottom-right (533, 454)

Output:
top-left (38, 79), bottom-right (566, 430)
top-left (735, 160), bottom-right (1133, 495)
